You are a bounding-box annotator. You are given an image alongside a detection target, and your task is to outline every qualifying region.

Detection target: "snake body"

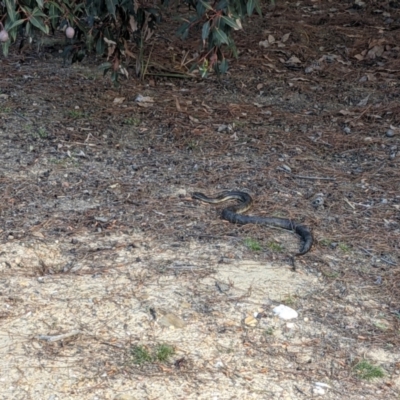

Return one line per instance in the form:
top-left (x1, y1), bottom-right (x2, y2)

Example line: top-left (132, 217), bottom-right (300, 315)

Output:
top-left (192, 191), bottom-right (313, 256)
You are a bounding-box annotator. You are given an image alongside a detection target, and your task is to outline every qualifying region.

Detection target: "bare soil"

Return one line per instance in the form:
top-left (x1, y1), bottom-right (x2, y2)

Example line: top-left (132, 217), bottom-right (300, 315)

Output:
top-left (0, 1), bottom-right (400, 399)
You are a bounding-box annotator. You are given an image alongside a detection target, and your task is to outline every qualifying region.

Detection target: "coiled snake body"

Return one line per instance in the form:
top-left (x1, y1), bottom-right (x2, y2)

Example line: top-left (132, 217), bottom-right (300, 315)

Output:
top-left (192, 191), bottom-right (313, 256)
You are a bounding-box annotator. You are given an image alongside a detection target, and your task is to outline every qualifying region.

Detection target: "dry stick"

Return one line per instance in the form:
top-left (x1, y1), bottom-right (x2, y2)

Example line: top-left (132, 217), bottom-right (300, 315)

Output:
top-left (142, 43), bottom-right (154, 80)
top-left (37, 330), bottom-right (81, 342)
top-left (361, 248), bottom-right (397, 266)
top-left (292, 175), bottom-right (336, 181)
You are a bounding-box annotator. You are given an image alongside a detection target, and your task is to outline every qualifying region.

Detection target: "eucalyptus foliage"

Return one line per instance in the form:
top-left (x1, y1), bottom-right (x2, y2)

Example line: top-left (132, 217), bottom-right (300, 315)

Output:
top-left (0, 0), bottom-right (261, 80)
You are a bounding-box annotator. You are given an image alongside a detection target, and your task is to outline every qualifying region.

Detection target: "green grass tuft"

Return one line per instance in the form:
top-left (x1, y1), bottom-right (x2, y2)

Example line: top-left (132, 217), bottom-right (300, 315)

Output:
top-left (244, 238), bottom-right (262, 251)
top-left (354, 360), bottom-right (385, 380)
top-left (124, 117), bottom-right (141, 126)
top-left (68, 110), bottom-right (85, 119)
top-left (131, 343), bottom-right (175, 365)
top-left (131, 345), bottom-right (152, 365)
top-left (155, 344), bottom-right (175, 362)
top-left (267, 241), bottom-right (284, 252)
top-left (338, 242), bottom-right (351, 252)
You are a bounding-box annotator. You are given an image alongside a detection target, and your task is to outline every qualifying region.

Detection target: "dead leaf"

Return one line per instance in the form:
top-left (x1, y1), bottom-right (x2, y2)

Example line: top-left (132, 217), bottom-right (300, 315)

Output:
top-left (123, 39), bottom-right (136, 59)
top-left (290, 77), bottom-right (310, 81)
top-left (357, 94), bottom-right (370, 107)
top-left (104, 37), bottom-right (117, 46)
top-left (31, 231), bottom-right (45, 238)
top-left (244, 315), bottom-right (258, 327)
top-left (113, 97), bottom-right (125, 104)
top-left (286, 55), bottom-right (301, 64)
top-left (339, 110), bottom-right (356, 116)
top-left (175, 97), bottom-right (182, 112)
top-left (189, 115), bottom-right (199, 123)
top-left (135, 95), bottom-right (154, 103)
top-left (257, 83), bottom-right (263, 90)
top-left (367, 45), bottom-right (384, 59)
top-left (281, 33), bottom-right (291, 43)
top-left (366, 73), bottom-right (376, 81)
top-left (268, 35), bottom-right (275, 44)
top-left (129, 15), bottom-right (138, 32)
top-left (137, 102), bottom-right (153, 108)
top-left (259, 40), bottom-right (269, 48)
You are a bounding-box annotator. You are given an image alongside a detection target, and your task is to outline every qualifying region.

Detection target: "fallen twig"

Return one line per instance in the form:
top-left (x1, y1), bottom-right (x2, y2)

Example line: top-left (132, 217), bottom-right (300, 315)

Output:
top-left (37, 330), bottom-right (81, 342)
top-left (292, 175), bottom-right (336, 181)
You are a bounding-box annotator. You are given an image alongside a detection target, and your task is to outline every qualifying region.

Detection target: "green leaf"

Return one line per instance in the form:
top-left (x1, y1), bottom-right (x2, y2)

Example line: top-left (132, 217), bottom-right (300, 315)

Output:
top-left (20, 5), bottom-right (33, 15)
top-left (229, 41), bottom-right (238, 58)
top-left (221, 16), bottom-right (241, 30)
top-left (49, 3), bottom-right (61, 29)
top-left (48, 1), bottom-right (63, 12)
top-left (96, 37), bottom-right (105, 55)
top-left (216, 0), bottom-right (227, 11)
top-left (246, 0), bottom-right (255, 16)
top-left (99, 62), bottom-right (112, 75)
top-left (35, 0), bottom-right (44, 9)
top-left (29, 15), bottom-right (49, 34)
top-left (198, 0), bottom-right (213, 11)
top-left (7, 18), bottom-right (26, 31)
top-left (212, 28), bottom-right (229, 45)
top-left (111, 71), bottom-right (120, 87)
top-left (25, 21), bottom-right (31, 36)
top-left (176, 21), bottom-right (190, 40)
top-left (217, 58), bottom-right (228, 74)
top-left (201, 21), bottom-right (210, 41)
top-left (5, 0), bottom-right (17, 23)
top-left (32, 7), bottom-right (47, 18)
top-left (105, 0), bottom-right (116, 19)
top-left (255, 0), bottom-right (262, 16)
top-left (189, 62), bottom-right (198, 73)
top-left (1, 41), bottom-right (11, 57)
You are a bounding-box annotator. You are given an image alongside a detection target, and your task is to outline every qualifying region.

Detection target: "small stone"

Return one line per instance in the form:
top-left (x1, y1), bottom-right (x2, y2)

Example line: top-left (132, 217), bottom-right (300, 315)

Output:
top-left (273, 305), bottom-right (298, 320)
top-left (159, 313), bottom-right (185, 329)
top-left (386, 129), bottom-right (395, 137)
top-left (114, 395), bottom-right (137, 400)
top-left (244, 315), bottom-right (258, 327)
top-left (313, 386), bottom-right (326, 395)
top-left (354, 0), bottom-right (366, 8)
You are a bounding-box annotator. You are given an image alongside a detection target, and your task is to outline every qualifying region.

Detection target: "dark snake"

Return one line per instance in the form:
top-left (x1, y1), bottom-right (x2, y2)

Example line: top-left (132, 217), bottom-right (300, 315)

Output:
top-left (192, 191), bottom-right (313, 256)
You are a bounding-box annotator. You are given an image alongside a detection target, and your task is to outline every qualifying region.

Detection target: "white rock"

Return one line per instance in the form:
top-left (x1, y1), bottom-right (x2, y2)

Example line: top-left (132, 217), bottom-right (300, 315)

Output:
top-left (315, 382), bottom-right (331, 388)
top-left (273, 304), bottom-right (298, 320)
top-left (313, 386), bottom-right (326, 395)
top-left (313, 382), bottom-right (331, 396)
